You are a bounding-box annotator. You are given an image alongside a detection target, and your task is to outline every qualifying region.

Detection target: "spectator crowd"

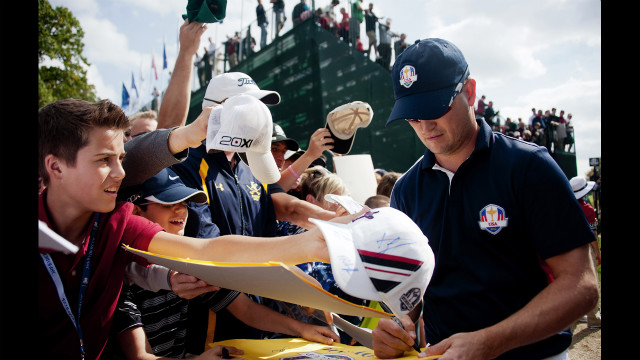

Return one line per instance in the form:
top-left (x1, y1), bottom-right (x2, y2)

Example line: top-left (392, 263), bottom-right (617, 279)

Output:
top-left (38, 4), bottom-right (600, 360)
top-left (178, 0), bottom-right (416, 99)
top-left (475, 94), bottom-right (576, 153)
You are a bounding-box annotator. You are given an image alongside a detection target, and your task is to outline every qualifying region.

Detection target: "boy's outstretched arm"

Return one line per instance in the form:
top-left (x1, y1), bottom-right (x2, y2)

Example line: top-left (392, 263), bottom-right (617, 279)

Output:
top-left (147, 225), bottom-right (329, 265)
top-left (147, 208), bottom-right (369, 265)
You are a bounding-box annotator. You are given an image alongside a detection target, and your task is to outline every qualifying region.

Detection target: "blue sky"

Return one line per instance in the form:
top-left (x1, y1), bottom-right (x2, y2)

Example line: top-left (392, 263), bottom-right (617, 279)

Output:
top-left (47, 0), bottom-right (601, 178)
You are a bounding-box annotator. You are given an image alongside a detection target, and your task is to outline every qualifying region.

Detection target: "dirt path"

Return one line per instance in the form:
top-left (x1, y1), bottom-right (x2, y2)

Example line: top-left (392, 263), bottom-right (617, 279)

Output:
top-left (568, 322), bottom-right (601, 359)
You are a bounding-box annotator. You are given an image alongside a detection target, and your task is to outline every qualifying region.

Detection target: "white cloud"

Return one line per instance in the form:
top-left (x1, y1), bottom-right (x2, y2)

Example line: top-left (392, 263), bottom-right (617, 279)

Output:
top-left (113, 0), bottom-right (184, 15)
top-left (49, 0), bottom-right (100, 16)
top-left (79, 16), bottom-right (143, 69)
top-left (428, 17), bottom-right (547, 83)
top-left (86, 64), bottom-right (118, 102)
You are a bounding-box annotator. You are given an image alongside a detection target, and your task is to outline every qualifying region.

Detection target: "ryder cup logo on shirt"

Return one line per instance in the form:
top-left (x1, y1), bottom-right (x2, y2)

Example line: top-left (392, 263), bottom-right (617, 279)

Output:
top-left (478, 204), bottom-right (509, 235)
top-left (399, 65), bottom-right (418, 88)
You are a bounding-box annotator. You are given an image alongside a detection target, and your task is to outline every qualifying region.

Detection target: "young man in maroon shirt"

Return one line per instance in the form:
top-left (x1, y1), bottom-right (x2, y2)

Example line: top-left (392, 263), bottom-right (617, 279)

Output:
top-left (38, 98), bottom-right (341, 359)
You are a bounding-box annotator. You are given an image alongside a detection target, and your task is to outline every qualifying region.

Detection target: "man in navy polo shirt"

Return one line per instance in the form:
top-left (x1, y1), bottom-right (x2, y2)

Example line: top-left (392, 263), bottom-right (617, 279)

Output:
top-left (371, 38), bottom-right (599, 359)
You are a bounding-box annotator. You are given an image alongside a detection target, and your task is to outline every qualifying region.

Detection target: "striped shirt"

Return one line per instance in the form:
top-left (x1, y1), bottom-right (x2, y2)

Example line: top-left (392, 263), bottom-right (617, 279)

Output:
top-left (114, 285), bottom-right (240, 357)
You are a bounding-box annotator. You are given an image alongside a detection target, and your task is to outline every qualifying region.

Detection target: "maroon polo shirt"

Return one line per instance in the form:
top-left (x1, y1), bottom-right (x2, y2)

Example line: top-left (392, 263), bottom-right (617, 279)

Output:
top-left (38, 190), bottom-right (163, 359)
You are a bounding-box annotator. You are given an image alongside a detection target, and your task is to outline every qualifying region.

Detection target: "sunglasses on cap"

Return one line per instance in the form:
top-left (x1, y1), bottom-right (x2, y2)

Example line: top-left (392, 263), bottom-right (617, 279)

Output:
top-left (310, 167), bottom-right (331, 178)
top-left (203, 97), bottom-right (225, 105)
top-left (405, 100), bottom-right (455, 123)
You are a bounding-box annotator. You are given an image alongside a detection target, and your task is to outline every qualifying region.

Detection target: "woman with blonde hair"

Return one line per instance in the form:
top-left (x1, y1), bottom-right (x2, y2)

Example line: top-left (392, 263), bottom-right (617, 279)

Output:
top-left (278, 165), bottom-right (347, 235)
top-left (299, 166), bottom-right (347, 212)
top-left (272, 166), bottom-right (365, 344)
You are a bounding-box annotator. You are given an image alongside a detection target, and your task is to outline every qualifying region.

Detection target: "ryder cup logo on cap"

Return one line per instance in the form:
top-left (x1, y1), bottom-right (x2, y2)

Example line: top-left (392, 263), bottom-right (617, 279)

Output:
top-left (206, 94), bottom-right (281, 184)
top-left (309, 207), bottom-right (435, 317)
top-left (386, 38), bottom-right (470, 126)
top-left (399, 65), bottom-right (418, 88)
top-left (202, 72), bottom-right (281, 109)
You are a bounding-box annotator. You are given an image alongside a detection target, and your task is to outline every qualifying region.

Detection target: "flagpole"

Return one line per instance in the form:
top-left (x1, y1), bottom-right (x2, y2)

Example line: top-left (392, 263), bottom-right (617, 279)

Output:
top-left (215, 20), bottom-right (219, 76)
top-left (149, 52), bottom-right (153, 108)
top-left (140, 59), bottom-right (146, 110)
top-left (156, 40), bottom-right (164, 110)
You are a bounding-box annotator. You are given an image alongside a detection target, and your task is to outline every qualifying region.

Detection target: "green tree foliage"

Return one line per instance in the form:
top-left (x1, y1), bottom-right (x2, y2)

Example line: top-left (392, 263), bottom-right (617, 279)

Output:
top-left (39, 0), bottom-right (98, 107)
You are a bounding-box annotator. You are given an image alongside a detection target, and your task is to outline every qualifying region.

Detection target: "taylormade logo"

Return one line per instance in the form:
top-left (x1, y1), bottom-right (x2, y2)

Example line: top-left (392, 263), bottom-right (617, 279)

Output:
top-left (219, 136), bottom-right (253, 148)
top-left (237, 78), bottom-right (256, 86)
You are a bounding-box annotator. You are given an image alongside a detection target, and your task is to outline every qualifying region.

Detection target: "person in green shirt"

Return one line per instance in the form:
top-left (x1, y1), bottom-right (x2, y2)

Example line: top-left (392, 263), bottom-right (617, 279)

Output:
top-left (349, 1), bottom-right (364, 48)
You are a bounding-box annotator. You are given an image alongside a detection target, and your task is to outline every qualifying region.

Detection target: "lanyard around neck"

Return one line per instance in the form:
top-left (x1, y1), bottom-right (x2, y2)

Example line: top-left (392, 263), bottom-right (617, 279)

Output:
top-left (40, 213), bottom-right (101, 360)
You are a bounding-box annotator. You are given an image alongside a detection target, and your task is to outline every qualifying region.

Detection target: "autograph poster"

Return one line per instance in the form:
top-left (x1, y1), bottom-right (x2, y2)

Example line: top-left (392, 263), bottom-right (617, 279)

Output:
top-left (209, 338), bottom-right (425, 360)
top-left (123, 245), bottom-right (391, 319)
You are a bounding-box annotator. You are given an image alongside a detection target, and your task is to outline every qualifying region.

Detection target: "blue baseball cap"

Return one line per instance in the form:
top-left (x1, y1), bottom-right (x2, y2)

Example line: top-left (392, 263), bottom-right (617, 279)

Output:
top-left (136, 168), bottom-right (208, 205)
top-left (386, 38), bottom-right (470, 126)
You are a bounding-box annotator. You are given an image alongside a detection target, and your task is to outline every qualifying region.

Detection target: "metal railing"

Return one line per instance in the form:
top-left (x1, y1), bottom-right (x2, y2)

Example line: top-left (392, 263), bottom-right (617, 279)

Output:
top-left (134, 1), bottom-right (389, 111)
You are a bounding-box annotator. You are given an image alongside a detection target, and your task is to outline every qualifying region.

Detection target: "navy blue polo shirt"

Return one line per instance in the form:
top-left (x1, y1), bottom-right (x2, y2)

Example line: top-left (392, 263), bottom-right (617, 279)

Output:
top-left (390, 119), bottom-right (594, 359)
top-left (170, 144), bottom-right (277, 237)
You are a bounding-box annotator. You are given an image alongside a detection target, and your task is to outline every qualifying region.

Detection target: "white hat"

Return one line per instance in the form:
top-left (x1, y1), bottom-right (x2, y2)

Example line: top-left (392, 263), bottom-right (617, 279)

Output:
top-left (325, 101), bottom-right (373, 154)
top-left (202, 72), bottom-right (281, 109)
top-left (309, 206), bottom-right (435, 317)
top-left (205, 94), bottom-right (281, 184)
top-left (570, 176), bottom-right (596, 199)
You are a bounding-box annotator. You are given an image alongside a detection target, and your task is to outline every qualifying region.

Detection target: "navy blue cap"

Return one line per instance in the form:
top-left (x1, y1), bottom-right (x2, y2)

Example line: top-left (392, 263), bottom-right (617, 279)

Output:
top-left (386, 38), bottom-right (470, 126)
top-left (136, 168), bottom-right (208, 205)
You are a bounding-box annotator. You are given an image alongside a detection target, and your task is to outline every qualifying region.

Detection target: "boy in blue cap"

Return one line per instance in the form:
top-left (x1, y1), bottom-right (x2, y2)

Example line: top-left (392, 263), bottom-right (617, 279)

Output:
top-left (371, 39), bottom-right (599, 359)
top-left (113, 168), bottom-right (338, 359)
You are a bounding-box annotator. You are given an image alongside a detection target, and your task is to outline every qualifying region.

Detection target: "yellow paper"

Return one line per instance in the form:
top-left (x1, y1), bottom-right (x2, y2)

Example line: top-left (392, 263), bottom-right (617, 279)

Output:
top-left (211, 338), bottom-right (425, 359)
top-left (123, 245), bottom-right (392, 318)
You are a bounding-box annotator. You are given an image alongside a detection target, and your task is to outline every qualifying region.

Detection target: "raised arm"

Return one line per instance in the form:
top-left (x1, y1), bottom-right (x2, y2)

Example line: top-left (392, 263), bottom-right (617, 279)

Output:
top-left (277, 128), bottom-right (334, 191)
top-left (157, 20), bottom-right (207, 129)
top-left (121, 107), bottom-right (211, 189)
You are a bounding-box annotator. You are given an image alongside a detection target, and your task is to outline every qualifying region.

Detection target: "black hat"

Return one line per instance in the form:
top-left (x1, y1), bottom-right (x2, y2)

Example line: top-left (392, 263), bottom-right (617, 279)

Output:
top-left (272, 123), bottom-right (299, 151)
